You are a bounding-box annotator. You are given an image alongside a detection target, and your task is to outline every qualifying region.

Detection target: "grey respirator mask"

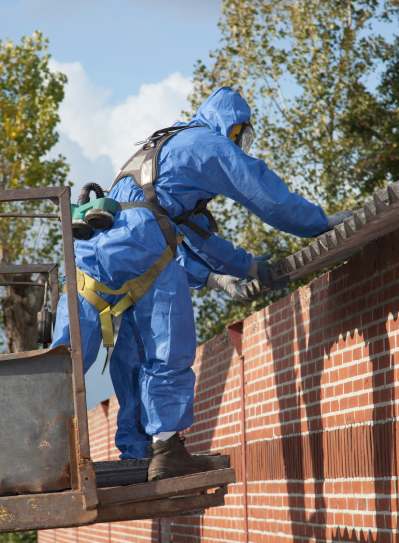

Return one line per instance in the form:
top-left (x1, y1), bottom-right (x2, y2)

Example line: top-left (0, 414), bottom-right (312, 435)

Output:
top-left (230, 122), bottom-right (255, 154)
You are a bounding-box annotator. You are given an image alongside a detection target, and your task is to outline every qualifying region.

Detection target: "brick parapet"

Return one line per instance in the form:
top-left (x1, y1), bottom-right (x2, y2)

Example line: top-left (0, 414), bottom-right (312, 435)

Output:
top-left (39, 231), bottom-right (399, 543)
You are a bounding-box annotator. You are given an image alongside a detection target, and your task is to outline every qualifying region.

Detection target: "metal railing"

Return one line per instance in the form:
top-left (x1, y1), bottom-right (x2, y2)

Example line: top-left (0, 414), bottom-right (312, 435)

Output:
top-left (0, 187), bottom-right (98, 531)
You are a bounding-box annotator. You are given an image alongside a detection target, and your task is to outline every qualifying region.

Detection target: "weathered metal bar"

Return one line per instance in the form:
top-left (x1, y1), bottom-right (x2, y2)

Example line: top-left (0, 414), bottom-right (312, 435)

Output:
top-left (49, 265), bottom-right (60, 315)
top-left (0, 491), bottom-right (97, 533)
top-left (97, 467), bottom-right (234, 505)
top-left (95, 459), bottom-right (148, 488)
top-left (271, 181), bottom-right (399, 281)
top-left (0, 347), bottom-right (50, 362)
top-left (0, 264), bottom-right (57, 274)
top-left (96, 487), bottom-right (227, 524)
top-left (58, 187), bottom-right (98, 511)
top-left (0, 213), bottom-right (59, 218)
top-left (0, 187), bottom-right (64, 202)
top-left (0, 281), bottom-right (45, 287)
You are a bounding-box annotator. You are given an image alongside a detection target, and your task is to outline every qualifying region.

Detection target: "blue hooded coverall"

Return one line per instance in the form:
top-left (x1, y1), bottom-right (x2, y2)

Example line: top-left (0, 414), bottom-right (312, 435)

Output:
top-left (52, 87), bottom-right (329, 459)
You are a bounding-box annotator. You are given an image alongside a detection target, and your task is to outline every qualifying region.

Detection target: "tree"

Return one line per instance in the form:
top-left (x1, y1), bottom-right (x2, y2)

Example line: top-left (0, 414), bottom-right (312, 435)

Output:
top-left (0, 32), bottom-right (69, 352)
top-left (0, 531), bottom-right (36, 543)
top-left (188, 0), bottom-right (399, 341)
top-left (341, 35), bottom-right (399, 189)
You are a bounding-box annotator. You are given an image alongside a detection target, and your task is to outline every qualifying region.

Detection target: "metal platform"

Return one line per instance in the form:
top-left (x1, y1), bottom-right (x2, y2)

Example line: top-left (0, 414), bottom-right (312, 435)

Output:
top-left (94, 455), bottom-right (229, 488)
top-left (0, 187), bottom-right (236, 533)
top-left (0, 395), bottom-right (234, 531)
top-left (96, 468), bottom-right (235, 523)
top-left (0, 467), bottom-right (235, 531)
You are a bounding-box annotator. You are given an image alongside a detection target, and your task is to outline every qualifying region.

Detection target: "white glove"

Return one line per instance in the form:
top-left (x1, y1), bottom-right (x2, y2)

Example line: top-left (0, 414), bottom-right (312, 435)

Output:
top-left (207, 273), bottom-right (262, 301)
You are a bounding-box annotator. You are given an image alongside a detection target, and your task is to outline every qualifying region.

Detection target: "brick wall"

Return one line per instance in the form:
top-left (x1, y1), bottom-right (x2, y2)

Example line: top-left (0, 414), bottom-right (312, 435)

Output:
top-left (39, 231), bottom-right (399, 542)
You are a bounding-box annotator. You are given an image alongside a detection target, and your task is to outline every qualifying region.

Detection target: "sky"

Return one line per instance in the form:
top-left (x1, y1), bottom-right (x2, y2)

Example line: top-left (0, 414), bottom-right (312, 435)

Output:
top-left (1, 0), bottom-right (222, 408)
top-left (1, 0), bottom-right (221, 196)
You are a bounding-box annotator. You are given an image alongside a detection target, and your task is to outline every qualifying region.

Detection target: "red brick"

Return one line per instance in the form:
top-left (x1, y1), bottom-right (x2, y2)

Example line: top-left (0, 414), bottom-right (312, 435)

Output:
top-left (39, 232), bottom-right (399, 543)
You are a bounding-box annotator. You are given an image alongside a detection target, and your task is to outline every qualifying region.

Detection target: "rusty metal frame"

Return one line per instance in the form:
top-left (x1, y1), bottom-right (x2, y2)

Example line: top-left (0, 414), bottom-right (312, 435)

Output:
top-left (0, 187), bottom-right (98, 531)
top-left (0, 263), bottom-right (59, 315)
top-left (96, 469), bottom-right (234, 523)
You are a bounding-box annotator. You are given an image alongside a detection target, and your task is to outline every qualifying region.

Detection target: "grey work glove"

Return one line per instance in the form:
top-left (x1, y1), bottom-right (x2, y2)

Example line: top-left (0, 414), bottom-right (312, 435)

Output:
top-left (250, 255), bottom-right (289, 291)
top-left (207, 272), bottom-right (262, 302)
top-left (326, 210), bottom-right (353, 230)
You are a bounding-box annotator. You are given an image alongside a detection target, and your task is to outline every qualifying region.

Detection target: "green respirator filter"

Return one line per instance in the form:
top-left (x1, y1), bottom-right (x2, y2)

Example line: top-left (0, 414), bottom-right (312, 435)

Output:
top-left (71, 183), bottom-right (121, 240)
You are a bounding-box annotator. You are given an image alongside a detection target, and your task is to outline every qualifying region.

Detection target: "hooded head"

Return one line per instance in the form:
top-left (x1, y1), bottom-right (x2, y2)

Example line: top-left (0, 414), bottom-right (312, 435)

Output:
top-left (191, 87), bottom-right (251, 137)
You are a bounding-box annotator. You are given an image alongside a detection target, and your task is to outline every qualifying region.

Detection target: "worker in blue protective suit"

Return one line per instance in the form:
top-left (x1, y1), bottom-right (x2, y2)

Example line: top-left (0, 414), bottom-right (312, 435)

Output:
top-left (52, 86), bottom-right (349, 481)
top-left (176, 239), bottom-right (263, 299)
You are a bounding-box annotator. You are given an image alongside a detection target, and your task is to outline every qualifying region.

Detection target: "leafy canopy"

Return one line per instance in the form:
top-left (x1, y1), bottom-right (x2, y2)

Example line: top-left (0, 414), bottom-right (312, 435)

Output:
top-left (188, 0), bottom-right (399, 341)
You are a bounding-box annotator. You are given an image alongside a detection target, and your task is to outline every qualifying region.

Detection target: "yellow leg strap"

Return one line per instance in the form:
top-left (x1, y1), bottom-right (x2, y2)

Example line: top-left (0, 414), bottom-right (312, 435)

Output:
top-left (72, 282), bottom-right (115, 348)
top-left (74, 246), bottom-right (174, 348)
top-left (99, 306), bottom-right (114, 348)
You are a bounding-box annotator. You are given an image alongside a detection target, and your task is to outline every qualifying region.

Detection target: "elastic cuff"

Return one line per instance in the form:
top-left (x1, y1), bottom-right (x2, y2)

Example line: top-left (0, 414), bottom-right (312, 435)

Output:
top-left (248, 259), bottom-right (258, 279)
top-left (206, 272), bottom-right (219, 289)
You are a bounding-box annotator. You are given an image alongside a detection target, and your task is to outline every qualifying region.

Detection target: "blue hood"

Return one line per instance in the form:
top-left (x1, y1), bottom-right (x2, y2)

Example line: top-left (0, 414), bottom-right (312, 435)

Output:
top-left (191, 87), bottom-right (251, 137)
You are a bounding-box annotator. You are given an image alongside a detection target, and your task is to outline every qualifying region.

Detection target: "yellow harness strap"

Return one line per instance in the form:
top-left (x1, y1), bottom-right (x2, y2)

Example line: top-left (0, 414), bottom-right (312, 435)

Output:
top-left (74, 246), bottom-right (174, 347)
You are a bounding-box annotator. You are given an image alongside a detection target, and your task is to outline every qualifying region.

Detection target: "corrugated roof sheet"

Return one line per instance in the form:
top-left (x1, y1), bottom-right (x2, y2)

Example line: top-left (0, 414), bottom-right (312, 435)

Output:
top-left (271, 182), bottom-right (399, 281)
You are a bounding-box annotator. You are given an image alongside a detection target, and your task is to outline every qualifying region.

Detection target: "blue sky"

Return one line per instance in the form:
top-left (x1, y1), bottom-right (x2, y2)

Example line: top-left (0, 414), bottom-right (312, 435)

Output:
top-left (1, 0), bottom-right (222, 408)
top-left (1, 0), bottom-right (221, 100)
top-left (1, 0), bottom-right (222, 196)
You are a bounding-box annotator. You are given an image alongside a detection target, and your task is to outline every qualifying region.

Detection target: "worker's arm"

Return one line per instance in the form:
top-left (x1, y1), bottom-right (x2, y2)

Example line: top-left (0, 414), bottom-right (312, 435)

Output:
top-left (195, 137), bottom-right (329, 238)
top-left (176, 242), bottom-right (212, 289)
top-left (176, 241), bottom-right (261, 301)
top-left (178, 213), bottom-right (254, 279)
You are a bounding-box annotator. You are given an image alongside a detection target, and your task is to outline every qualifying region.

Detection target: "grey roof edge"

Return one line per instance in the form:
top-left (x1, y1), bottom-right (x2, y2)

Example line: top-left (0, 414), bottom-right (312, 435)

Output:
top-left (271, 181), bottom-right (399, 282)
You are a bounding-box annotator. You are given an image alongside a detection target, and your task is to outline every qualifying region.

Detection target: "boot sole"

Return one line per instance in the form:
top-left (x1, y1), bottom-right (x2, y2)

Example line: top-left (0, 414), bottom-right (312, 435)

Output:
top-left (148, 467), bottom-right (206, 482)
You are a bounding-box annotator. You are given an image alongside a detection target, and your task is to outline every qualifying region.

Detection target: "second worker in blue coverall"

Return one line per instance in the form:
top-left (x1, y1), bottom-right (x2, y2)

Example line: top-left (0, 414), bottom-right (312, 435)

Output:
top-left (52, 87), bottom-right (346, 480)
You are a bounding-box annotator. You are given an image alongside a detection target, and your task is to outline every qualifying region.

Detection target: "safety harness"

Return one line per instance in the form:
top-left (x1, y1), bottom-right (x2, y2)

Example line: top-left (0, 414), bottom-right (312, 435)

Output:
top-left (75, 247), bottom-right (175, 348)
top-left (111, 125), bottom-right (218, 243)
top-left (74, 125), bottom-right (218, 350)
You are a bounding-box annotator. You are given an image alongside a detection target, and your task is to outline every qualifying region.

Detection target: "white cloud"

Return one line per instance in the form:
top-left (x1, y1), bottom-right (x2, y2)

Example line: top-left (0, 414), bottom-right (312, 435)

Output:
top-left (50, 59), bottom-right (193, 176)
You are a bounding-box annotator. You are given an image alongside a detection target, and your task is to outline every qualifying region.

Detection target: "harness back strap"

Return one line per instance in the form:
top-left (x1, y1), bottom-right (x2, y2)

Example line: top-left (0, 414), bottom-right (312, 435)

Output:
top-left (111, 127), bottom-right (188, 252)
top-left (74, 246), bottom-right (174, 347)
top-left (111, 125), bottom-right (218, 243)
top-left (173, 199), bottom-right (218, 239)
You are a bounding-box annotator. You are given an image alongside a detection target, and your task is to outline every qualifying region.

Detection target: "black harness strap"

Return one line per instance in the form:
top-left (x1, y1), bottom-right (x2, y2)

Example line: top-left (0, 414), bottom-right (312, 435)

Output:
top-left (120, 201), bottom-right (178, 253)
top-left (173, 199), bottom-right (218, 239)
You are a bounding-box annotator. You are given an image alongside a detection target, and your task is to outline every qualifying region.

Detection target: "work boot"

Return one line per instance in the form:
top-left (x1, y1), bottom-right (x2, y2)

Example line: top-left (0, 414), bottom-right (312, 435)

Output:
top-left (147, 433), bottom-right (215, 481)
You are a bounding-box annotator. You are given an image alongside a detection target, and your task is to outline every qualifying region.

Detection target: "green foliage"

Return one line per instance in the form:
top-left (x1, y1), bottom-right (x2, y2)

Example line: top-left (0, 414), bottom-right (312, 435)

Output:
top-left (0, 32), bottom-right (69, 264)
top-left (189, 0), bottom-right (399, 342)
top-left (341, 35), bottom-right (399, 191)
top-left (0, 32), bottom-right (69, 351)
top-left (0, 532), bottom-right (36, 543)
